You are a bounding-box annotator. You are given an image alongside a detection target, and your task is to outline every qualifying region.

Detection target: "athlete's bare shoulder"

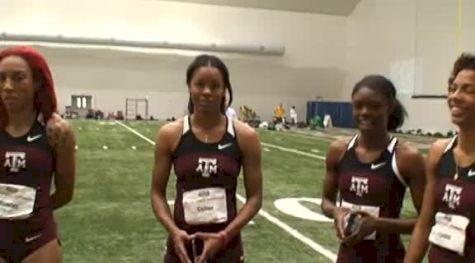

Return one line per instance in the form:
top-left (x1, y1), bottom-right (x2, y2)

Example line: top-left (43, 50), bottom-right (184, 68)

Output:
top-left (233, 119), bottom-right (258, 139)
top-left (156, 118), bottom-right (184, 152)
top-left (46, 113), bottom-right (74, 150)
top-left (159, 118), bottom-right (184, 137)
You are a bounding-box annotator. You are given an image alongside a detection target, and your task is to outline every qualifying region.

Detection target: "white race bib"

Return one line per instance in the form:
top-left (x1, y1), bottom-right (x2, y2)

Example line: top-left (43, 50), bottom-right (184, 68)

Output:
top-left (341, 200), bottom-right (380, 240)
top-left (183, 187), bottom-right (227, 225)
top-left (0, 183), bottom-right (36, 220)
top-left (429, 212), bottom-right (469, 255)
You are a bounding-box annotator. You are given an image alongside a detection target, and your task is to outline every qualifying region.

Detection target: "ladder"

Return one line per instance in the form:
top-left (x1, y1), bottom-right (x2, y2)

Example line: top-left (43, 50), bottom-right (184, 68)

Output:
top-left (125, 99), bottom-right (138, 120)
top-left (125, 98), bottom-right (149, 120)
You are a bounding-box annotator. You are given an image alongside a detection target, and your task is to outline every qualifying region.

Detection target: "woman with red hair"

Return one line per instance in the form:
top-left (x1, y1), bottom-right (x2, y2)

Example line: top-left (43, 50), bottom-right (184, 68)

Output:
top-left (0, 46), bottom-right (75, 263)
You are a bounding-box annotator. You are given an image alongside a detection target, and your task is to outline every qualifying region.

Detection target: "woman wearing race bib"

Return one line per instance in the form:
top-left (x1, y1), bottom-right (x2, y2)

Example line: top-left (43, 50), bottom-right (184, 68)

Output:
top-left (405, 53), bottom-right (475, 263)
top-left (321, 75), bottom-right (426, 263)
top-left (151, 54), bottom-right (263, 263)
top-left (0, 47), bottom-right (75, 263)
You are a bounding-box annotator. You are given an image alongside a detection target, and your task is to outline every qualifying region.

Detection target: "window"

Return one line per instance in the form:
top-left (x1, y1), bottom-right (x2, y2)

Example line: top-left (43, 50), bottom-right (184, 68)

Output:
top-left (71, 95), bottom-right (92, 109)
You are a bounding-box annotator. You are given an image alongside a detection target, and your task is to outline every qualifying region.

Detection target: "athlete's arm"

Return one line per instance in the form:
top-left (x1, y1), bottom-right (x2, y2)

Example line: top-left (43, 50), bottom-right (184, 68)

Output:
top-left (150, 121), bottom-right (191, 263)
top-left (404, 139), bottom-right (447, 263)
top-left (47, 113), bottom-right (76, 210)
top-left (151, 121), bottom-right (180, 234)
top-left (321, 139), bottom-right (350, 239)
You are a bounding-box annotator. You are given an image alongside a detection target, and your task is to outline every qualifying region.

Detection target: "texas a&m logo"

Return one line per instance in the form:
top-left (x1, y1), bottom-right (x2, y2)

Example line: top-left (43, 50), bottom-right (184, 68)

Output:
top-left (4, 152), bottom-right (26, 173)
top-left (350, 176), bottom-right (368, 197)
top-left (442, 184), bottom-right (462, 209)
top-left (195, 158), bottom-right (218, 178)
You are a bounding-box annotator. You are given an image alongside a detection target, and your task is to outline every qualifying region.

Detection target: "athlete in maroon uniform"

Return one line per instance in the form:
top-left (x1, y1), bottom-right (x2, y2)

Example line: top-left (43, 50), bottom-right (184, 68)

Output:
top-left (0, 47), bottom-right (75, 263)
top-left (151, 55), bottom-right (262, 263)
top-left (405, 53), bottom-right (475, 263)
top-left (321, 75), bottom-right (426, 263)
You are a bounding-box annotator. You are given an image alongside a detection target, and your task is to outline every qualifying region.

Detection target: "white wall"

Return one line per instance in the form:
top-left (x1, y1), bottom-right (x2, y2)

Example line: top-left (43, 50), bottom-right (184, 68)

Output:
top-left (0, 0), bottom-right (347, 121)
top-left (5, 0), bottom-right (470, 130)
top-left (463, 0), bottom-right (475, 54)
top-left (343, 0), bottom-right (474, 133)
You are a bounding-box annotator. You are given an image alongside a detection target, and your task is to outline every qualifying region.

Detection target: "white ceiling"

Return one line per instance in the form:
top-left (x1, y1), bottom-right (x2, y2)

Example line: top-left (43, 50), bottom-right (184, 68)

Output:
top-left (163, 0), bottom-right (361, 16)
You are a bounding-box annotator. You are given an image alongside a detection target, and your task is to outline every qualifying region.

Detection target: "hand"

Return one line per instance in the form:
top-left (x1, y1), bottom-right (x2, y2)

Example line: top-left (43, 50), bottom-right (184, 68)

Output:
top-left (342, 211), bottom-right (377, 246)
top-left (192, 232), bottom-right (226, 263)
top-left (333, 207), bottom-right (351, 240)
top-left (171, 229), bottom-right (193, 263)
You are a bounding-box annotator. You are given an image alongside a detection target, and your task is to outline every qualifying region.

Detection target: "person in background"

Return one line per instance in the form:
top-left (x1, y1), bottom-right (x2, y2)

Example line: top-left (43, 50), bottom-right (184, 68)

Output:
top-left (274, 103), bottom-right (285, 125)
top-left (225, 106), bottom-right (238, 121)
top-left (290, 106), bottom-right (298, 125)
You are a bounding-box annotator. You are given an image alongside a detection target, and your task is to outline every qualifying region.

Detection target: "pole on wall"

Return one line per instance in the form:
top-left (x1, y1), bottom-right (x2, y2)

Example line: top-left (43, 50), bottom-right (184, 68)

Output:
top-left (0, 33), bottom-right (285, 56)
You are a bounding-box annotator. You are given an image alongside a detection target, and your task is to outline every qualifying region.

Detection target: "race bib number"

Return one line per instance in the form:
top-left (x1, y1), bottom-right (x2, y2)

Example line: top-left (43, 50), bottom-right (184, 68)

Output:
top-left (183, 187), bottom-right (227, 225)
top-left (341, 200), bottom-right (380, 240)
top-left (429, 212), bottom-right (469, 255)
top-left (0, 183), bottom-right (36, 220)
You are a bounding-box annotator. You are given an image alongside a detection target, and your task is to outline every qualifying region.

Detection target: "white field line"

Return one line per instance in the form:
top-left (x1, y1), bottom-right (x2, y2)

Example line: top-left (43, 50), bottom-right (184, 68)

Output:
top-left (261, 142), bottom-right (326, 160)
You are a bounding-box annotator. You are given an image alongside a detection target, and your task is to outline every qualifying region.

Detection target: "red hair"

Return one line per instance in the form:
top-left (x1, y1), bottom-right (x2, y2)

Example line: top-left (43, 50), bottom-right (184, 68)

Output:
top-left (0, 46), bottom-right (57, 129)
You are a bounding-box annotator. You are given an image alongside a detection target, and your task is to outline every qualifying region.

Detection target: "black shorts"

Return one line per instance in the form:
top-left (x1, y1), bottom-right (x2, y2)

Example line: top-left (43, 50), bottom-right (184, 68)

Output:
top-left (0, 210), bottom-right (57, 263)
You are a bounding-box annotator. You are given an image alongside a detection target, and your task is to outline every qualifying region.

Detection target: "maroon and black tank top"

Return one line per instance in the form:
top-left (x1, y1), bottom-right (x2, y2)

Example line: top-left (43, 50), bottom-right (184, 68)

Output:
top-left (336, 135), bottom-right (407, 263)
